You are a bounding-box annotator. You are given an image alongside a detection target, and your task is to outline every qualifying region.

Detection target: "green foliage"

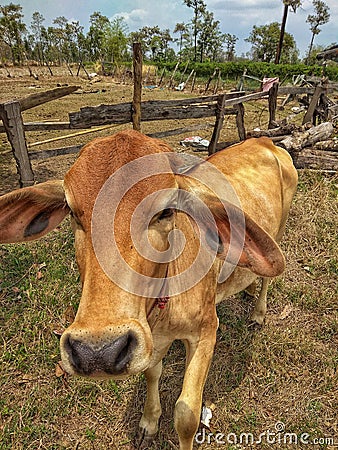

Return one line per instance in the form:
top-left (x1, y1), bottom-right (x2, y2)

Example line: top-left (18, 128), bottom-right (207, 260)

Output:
top-left (158, 60), bottom-right (338, 82)
top-left (130, 25), bottom-right (173, 62)
top-left (305, 0), bottom-right (331, 62)
top-left (182, 0), bottom-right (228, 63)
top-left (183, 0), bottom-right (207, 62)
top-left (306, 0), bottom-right (330, 36)
top-left (101, 16), bottom-right (129, 63)
top-left (87, 11), bottom-right (110, 61)
top-left (245, 21), bottom-right (299, 63)
top-left (0, 3), bottom-right (26, 64)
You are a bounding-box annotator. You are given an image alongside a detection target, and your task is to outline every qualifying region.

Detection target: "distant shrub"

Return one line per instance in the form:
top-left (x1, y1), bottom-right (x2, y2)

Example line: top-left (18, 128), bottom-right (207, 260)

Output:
top-left (157, 61), bottom-right (338, 83)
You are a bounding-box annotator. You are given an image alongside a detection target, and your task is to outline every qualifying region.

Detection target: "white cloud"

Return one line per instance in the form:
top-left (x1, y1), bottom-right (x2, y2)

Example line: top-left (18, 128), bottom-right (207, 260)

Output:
top-left (113, 9), bottom-right (148, 28)
top-left (113, 5), bottom-right (188, 32)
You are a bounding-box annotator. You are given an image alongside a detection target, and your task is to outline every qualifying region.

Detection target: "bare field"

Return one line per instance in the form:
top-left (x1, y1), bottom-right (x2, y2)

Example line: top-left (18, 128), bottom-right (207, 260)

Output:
top-left (0, 68), bottom-right (337, 450)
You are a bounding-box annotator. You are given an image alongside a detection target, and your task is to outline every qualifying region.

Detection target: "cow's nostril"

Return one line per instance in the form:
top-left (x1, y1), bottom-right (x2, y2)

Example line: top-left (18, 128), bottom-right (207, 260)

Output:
top-left (65, 336), bottom-right (96, 375)
top-left (102, 332), bottom-right (137, 374)
top-left (64, 332), bottom-right (137, 376)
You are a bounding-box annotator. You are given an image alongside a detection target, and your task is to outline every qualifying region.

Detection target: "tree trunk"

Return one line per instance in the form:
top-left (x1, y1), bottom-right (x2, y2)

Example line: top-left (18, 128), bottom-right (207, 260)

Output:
top-left (194, 9), bottom-right (198, 62)
top-left (306, 32), bottom-right (316, 64)
top-left (275, 4), bottom-right (288, 64)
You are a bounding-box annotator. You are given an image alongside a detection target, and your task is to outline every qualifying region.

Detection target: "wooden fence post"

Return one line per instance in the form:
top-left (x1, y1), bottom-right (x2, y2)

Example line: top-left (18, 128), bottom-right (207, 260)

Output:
top-left (158, 68), bottom-right (165, 87)
top-left (302, 81), bottom-right (327, 125)
top-left (0, 101), bottom-right (34, 187)
top-left (235, 103), bottom-right (246, 141)
top-left (268, 82), bottom-right (279, 129)
top-left (208, 94), bottom-right (226, 155)
top-left (168, 62), bottom-right (179, 89)
top-left (191, 72), bottom-right (197, 92)
top-left (132, 42), bottom-right (142, 131)
top-left (204, 68), bottom-right (218, 93)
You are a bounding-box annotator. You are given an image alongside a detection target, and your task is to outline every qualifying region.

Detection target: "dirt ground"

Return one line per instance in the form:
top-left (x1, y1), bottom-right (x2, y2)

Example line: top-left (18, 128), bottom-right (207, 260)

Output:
top-left (0, 67), bottom-right (337, 450)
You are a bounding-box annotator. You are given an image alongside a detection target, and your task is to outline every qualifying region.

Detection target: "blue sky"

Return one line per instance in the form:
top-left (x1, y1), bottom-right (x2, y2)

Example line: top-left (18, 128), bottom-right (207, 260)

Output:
top-left (12, 0), bottom-right (338, 58)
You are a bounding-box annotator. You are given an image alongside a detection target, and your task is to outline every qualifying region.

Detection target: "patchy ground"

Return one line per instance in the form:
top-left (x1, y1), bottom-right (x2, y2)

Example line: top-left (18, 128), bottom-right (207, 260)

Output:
top-left (0, 67), bottom-right (337, 449)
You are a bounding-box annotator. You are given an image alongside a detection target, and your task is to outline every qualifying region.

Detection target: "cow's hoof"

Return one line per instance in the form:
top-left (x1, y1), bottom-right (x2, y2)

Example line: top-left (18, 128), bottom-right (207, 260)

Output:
top-left (134, 427), bottom-right (156, 449)
top-left (249, 312), bottom-right (265, 327)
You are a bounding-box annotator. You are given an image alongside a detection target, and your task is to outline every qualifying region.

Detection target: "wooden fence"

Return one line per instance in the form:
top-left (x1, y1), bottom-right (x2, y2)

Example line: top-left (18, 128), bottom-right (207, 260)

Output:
top-left (0, 78), bottom-right (336, 187)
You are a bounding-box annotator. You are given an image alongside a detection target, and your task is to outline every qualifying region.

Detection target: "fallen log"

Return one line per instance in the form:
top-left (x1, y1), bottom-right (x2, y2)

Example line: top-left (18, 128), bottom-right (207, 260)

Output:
top-left (279, 122), bottom-right (334, 154)
top-left (294, 148), bottom-right (338, 171)
top-left (247, 123), bottom-right (301, 138)
top-left (313, 139), bottom-right (338, 152)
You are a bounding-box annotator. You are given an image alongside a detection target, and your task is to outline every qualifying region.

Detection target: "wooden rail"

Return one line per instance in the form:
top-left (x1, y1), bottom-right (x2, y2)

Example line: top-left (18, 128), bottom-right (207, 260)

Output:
top-left (68, 92), bottom-right (248, 128)
top-left (19, 85), bottom-right (79, 111)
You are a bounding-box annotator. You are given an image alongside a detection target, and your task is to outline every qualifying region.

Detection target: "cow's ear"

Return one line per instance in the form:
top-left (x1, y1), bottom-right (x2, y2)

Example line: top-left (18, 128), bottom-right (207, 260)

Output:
top-left (204, 196), bottom-right (285, 277)
top-left (176, 174), bottom-right (285, 277)
top-left (0, 180), bottom-right (70, 243)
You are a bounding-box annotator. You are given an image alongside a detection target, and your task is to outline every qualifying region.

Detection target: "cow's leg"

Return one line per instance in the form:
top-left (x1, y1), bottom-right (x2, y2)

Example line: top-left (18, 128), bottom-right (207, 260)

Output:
top-left (137, 340), bottom-right (172, 447)
top-left (245, 279), bottom-right (257, 296)
top-left (174, 333), bottom-right (217, 450)
top-left (251, 277), bottom-right (269, 325)
top-left (138, 360), bottom-right (163, 440)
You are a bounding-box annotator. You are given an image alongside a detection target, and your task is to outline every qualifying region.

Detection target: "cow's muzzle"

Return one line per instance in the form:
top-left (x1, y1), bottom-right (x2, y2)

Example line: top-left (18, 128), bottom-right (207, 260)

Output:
top-left (62, 331), bottom-right (138, 376)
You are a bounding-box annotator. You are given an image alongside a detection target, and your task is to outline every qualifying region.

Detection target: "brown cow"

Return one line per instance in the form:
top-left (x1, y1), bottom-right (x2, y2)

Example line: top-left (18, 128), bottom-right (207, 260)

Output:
top-left (0, 130), bottom-right (297, 449)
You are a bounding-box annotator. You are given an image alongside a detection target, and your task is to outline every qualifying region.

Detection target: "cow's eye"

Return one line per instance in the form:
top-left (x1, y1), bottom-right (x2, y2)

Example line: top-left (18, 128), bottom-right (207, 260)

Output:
top-left (158, 208), bottom-right (174, 220)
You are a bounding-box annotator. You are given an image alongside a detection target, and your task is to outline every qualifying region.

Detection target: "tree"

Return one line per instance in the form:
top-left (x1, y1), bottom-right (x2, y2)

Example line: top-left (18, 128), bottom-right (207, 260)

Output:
top-left (43, 26), bottom-right (63, 65)
top-left (0, 3), bottom-right (26, 65)
top-left (29, 12), bottom-right (54, 74)
top-left (246, 22), bottom-right (298, 63)
top-left (198, 9), bottom-right (226, 62)
top-left (101, 17), bottom-right (129, 63)
top-left (306, 43), bottom-right (326, 65)
top-left (30, 12), bottom-right (45, 65)
top-left (87, 11), bottom-right (110, 61)
top-left (306, 0), bottom-right (330, 64)
top-left (224, 33), bottom-right (238, 61)
top-left (183, 0), bottom-right (206, 61)
top-left (174, 22), bottom-right (193, 60)
top-left (130, 26), bottom-right (173, 61)
top-left (174, 22), bottom-right (189, 59)
top-left (52, 16), bottom-right (69, 65)
top-left (275, 0), bottom-right (302, 64)
top-left (66, 21), bottom-right (86, 66)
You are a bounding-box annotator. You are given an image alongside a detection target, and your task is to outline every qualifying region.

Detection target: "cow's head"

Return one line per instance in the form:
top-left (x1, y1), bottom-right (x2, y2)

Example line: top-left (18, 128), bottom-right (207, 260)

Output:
top-left (0, 130), bottom-right (285, 379)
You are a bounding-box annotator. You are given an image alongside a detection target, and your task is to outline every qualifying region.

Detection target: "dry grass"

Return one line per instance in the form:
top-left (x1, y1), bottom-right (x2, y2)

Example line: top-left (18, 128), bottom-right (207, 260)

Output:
top-left (0, 69), bottom-right (337, 449)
